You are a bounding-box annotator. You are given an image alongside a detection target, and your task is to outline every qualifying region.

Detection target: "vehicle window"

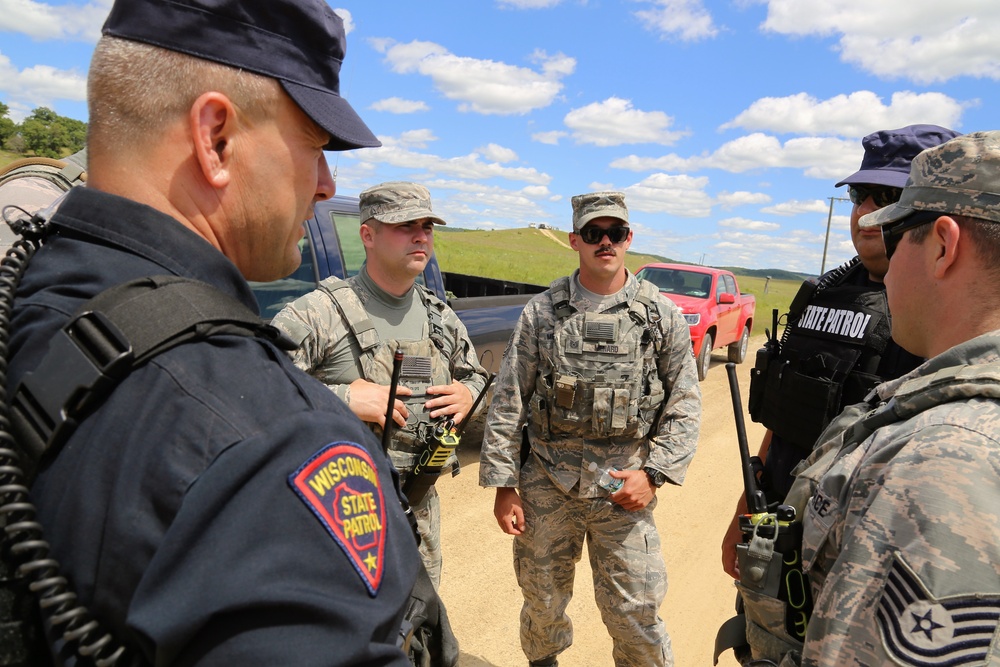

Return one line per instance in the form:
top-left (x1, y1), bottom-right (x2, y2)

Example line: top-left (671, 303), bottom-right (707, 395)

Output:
top-left (638, 268), bottom-right (711, 297)
top-left (723, 274), bottom-right (737, 294)
top-left (715, 276), bottom-right (727, 301)
top-left (333, 212), bottom-right (365, 278)
top-left (249, 233), bottom-right (319, 319)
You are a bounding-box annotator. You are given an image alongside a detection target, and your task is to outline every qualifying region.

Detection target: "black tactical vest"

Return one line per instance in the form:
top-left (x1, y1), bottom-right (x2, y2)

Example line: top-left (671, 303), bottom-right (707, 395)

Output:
top-left (749, 260), bottom-right (893, 451)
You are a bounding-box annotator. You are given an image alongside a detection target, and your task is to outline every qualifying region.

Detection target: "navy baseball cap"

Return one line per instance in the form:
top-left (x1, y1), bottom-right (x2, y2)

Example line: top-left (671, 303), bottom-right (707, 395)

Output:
top-left (101, 0), bottom-right (380, 152)
top-left (835, 124), bottom-right (961, 189)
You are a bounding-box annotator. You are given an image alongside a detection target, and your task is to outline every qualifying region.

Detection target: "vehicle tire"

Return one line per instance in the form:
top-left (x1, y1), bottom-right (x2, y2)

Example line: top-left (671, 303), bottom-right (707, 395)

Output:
top-left (697, 333), bottom-right (713, 382)
top-left (728, 325), bottom-right (750, 364)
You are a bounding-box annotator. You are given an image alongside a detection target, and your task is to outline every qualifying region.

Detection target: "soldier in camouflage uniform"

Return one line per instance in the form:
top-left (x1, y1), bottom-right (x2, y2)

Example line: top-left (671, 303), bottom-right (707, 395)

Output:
top-left (768, 131), bottom-right (1000, 666)
top-left (272, 182), bottom-right (488, 588)
top-left (480, 191), bottom-right (701, 667)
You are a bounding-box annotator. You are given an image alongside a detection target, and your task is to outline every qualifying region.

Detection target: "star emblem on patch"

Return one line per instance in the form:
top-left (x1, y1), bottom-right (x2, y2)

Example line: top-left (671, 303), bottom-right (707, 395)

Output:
top-left (289, 442), bottom-right (387, 596)
top-left (876, 552), bottom-right (1000, 666)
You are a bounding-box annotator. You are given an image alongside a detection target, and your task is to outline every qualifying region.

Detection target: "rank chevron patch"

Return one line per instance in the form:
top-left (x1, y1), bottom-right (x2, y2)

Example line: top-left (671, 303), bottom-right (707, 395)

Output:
top-left (876, 552), bottom-right (1000, 666)
top-left (289, 442), bottom-right (387, 596)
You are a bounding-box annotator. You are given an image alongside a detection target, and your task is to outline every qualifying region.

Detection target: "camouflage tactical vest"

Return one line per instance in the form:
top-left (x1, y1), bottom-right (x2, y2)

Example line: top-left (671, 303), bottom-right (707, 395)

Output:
top-left (319, 279), bottom-right (452, 473)
top-left (530, 277), bottom-right (666, 440)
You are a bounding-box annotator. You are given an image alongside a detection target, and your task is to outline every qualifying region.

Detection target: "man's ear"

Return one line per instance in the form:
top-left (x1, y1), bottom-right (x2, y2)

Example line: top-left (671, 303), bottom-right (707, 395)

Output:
top-left (931, 215), bottom-right (961, 280)
top-left (568, 232), bottom-right (580, 251)
top-left (190, 92), bottom-right (237, 189)
top-left (360, 221), bottom-right (376, 248)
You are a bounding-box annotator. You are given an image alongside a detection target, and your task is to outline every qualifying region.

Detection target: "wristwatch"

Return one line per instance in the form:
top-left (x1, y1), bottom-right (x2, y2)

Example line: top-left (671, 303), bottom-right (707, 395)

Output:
top-left (643, 466), bottom-right (668, 488)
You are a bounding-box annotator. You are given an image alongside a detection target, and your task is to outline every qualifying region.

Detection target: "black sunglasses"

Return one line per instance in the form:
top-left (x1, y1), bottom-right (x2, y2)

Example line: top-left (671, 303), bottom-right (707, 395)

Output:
top-left (881, 211), bottom-right (941, 260)
top-left (577, 225), bottom-right (630, 245)
top-left (848, 185), bottom-right (904, 208)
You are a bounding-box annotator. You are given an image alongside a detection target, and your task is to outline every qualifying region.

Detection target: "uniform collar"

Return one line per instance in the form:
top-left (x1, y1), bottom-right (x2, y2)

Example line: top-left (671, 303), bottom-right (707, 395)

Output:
top-left (50, 187), bottom-right (260, 311)
top-left (566, 268), bottom-right (638, 312)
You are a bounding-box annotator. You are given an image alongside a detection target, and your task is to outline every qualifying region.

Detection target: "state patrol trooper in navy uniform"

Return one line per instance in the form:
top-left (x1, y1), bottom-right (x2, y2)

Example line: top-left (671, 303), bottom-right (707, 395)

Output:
top-left (6, 0), bottom-right (422, 663)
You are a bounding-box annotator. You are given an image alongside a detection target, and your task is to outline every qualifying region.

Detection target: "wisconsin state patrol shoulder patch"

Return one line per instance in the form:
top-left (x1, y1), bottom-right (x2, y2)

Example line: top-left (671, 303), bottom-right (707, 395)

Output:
top-left (289, 442), bottom-right (387, 596)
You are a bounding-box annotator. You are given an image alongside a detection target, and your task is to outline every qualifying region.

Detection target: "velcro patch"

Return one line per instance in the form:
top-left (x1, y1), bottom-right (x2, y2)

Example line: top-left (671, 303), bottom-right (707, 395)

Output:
top-left (876, 552), bottom-right (1000, 666)
top-left (793, 301), bottom-right (879, 347)
top-left (289, 442), bottom-right (387, 596)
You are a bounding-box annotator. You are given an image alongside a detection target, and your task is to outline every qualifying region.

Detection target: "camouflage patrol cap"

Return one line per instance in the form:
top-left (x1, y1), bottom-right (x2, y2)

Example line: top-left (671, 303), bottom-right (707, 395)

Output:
top-left (571, 191), bottom-right (628, 231)
top-left (359, 182), bottom-right (446, 225)
top-left (860, 131), bottom-right (1000, 228)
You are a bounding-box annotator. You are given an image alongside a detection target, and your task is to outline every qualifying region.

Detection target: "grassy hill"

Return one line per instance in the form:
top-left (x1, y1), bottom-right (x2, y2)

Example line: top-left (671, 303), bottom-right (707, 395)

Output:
top-left (434, 226), bottom-right (803, 323)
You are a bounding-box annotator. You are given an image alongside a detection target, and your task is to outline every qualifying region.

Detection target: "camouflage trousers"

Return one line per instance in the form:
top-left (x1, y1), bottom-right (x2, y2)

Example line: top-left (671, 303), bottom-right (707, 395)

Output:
top-left (514, 453), bottom-right (672, 666)
top-left (411, 484), bottom-right (442, 589)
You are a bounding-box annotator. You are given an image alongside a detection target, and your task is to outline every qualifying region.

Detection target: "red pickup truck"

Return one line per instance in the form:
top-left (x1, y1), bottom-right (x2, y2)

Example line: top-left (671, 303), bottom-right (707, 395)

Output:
top-left (635, 263), bottom-right (756, 381)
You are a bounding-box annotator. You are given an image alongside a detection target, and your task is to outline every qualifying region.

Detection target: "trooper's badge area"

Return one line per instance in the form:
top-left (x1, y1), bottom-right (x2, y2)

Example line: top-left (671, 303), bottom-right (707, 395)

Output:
top-left (876, 553), bottom-right (1000, 667)
top-left (290, 442), bottom-right (388, 596)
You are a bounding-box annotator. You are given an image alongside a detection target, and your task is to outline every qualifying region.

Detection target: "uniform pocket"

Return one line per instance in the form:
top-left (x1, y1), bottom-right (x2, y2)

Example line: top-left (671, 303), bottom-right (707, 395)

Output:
top-left (735, 582), bottom-right (805, 662)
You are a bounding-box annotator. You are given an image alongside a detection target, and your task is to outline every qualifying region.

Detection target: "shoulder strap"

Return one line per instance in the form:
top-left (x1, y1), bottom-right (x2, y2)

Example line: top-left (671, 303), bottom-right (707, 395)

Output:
top-left (11, 275), bottom-right (285, 469)
top-left (317, 277), bottom-right (381, 365)
top-left (633, 279), bottom-right (665, 354)
top-left (548, 276), bottom-right (574, 319)
top-left (0, 150), bottom-right (88, 191)
top-left (415, 284), bottom-right (447, 351)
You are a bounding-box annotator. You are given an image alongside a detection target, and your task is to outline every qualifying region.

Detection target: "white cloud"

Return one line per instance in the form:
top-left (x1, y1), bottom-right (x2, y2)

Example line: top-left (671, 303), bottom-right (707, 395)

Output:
top-left (370, 97), bottom-right (430, 114)
top-left (715, 191), bottom-right (771, 209)
top-left (718, 217), bottom-right (781, 231)
top-left (354, 133), bottom-right (552, 185)
top-left (0, 53), bottom-right (86, 115)
top-left (624, 173), bottom-right (714, 217)
top-left (564, 97), bottom-right (687, 147)
top-left (532, 130), bottom-right (568, 145)
top-left (708, 228), bottom-right (837, 273)
top-left (0, 0), bottom-right (109, 41)
top-left (611, 133), bottom-right (858, 180)
top-left (760, 199), bottom-right (830, 216)
top-left (633, 0), bottom-right (719, 41)
top-left (761, 1), bottom-right (1000, 83)
top-left (333, 8), bottom-right (354, 34)
top-left (478, 143), bottom-right (519, 163)
top-left (396, 129), bottom-right (438, 148)
top-left (373, 39), bottom-right (575, 115)
top-left (720, 91), bottom-right (966, 137)
top-left (423, 179), bottom-right (555, 227)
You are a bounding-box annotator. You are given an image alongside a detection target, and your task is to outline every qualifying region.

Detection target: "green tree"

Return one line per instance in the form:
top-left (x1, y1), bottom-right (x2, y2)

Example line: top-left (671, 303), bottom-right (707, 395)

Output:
top-left (19, 107), bottom-right (86, 158)
top-left (0, 102), bottom-right (15, 147)
top-left (20, 107), bottom-right (63, 158)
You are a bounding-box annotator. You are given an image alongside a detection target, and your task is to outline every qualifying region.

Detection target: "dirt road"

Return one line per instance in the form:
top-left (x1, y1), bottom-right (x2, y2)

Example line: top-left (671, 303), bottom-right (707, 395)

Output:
top-left (436, 336), bottom-right (767, 667)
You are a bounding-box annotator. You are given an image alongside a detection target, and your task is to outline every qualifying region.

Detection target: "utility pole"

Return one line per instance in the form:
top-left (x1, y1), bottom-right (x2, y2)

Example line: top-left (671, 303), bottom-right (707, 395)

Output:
top-left (821, 196), bottom-right (851, 275)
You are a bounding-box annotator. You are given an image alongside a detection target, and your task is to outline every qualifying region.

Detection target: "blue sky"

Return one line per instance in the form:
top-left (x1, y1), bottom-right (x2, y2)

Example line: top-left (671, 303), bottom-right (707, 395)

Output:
top-left (1, 0), bottom-right (996, 273)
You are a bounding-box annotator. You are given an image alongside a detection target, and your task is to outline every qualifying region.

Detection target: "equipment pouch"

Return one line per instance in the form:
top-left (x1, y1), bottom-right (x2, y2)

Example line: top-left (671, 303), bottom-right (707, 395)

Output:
top-left (757, 362), bottom-right (842, 452)
top-left (735, 582), bottom-right (804, 663)
top-left (748, 347), bottom-right (770, 421)
top-left (530, 393), bottom-right (551, 439)
top-left (554, 375), bottom-right (576, 409)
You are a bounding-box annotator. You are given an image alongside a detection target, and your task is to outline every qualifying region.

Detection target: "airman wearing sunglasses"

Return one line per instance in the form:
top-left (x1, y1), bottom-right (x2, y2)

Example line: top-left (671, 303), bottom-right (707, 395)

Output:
top-left (717, 125), bottom-right (960, 664)
top-left (775, 130), bottom-right (1000, 667)
top-left (480, 191), bottom-right (701, 666)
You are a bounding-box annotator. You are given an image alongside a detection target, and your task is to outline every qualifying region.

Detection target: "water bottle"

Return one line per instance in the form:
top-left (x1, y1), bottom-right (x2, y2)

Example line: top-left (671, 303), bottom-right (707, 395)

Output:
top-left (588, 461), bottom-right (623, 492)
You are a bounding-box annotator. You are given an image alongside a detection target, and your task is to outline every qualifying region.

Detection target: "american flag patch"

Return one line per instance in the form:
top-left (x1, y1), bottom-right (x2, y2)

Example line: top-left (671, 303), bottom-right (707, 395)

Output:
top-left (876, 553), bottom-right (1000, 666)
